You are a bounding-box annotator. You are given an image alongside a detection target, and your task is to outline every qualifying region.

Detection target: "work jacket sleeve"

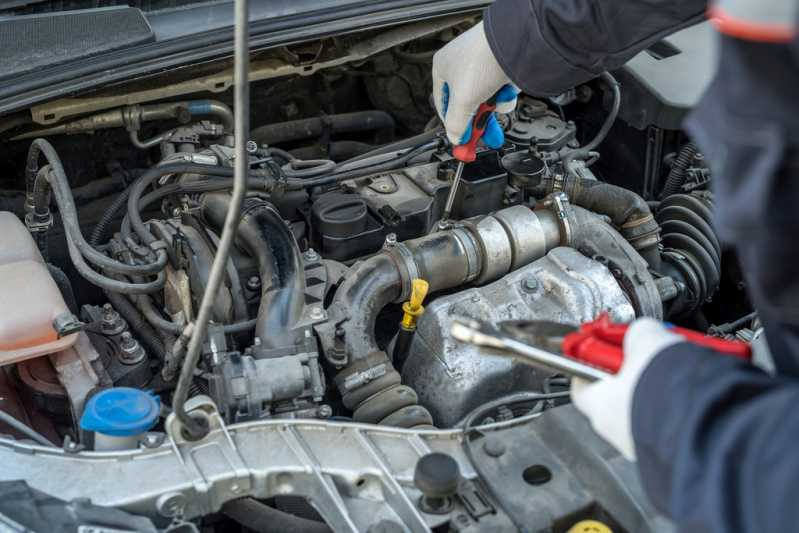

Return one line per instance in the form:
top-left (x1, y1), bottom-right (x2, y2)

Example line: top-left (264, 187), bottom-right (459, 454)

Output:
top-left (632, 342), bottom-right (799, 531)
top-left (483, 0), bottom-right (707, 96)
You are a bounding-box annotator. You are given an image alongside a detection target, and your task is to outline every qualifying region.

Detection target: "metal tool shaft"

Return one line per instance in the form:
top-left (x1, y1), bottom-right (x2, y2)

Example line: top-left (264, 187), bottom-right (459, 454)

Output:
top-left (498, 335), bottom-right (610, 381)
top-left (440, 160), bottom-right (464, 224)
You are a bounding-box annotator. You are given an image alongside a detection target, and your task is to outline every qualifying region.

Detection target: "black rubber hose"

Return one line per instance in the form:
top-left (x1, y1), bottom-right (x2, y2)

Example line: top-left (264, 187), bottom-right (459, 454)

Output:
top-left (534, 173), bottom-right (662, 269)
top-left (90, 187), bottom-right (131, 247)
top-left (290, 140), bottom-right (376, 161)
top-left (104, 291), bottom-right (167, 360)
top-left (134, 292), bottom-right (256, 335)
top-left (28, 141), bottom-right (169, 277)
top-left (223, 498), bottom-right (331, 533)
top-left (286, 139), bottom-right (441, 190)
top-left (659, 142), bottom-right (699, 200)
top-left (126, 163), bottom-right (277, 247)
top-left (344, 129), bottom-right (441, 164)
top-left (47, 264), bottom-right (78, 315)
top-left (561, 72), bottom-right (621, 174)
top-left (119, 176), bottom-right (276, 240)
top-left (250, 110), bottom-right (395, 146)
top-left (201, 194), bottom-right (305, 349)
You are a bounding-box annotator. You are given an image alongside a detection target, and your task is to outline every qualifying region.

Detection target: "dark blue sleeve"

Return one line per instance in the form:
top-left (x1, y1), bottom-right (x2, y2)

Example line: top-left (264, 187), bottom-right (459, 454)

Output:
top-left (632, 342), bottom-right (799, 531)
top-left (484, 0), bottom-right (707, 96)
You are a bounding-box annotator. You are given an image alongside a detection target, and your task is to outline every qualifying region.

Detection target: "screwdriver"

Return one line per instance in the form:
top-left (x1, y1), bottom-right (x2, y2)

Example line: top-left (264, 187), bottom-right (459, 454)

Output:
top-left (438, 96), bottom-right (498, 230)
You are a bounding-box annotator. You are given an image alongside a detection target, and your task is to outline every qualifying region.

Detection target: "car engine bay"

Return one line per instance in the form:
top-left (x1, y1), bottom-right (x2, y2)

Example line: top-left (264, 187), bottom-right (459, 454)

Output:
top-left (0, 13), bottom-right (756, 533)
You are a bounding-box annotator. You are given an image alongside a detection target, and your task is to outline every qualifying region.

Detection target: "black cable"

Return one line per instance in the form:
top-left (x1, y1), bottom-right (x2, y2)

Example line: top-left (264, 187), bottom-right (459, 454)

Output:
top-left (286, 138), bottom-right (441, 190)
top-left (561, 72), bottom-right (621, 176)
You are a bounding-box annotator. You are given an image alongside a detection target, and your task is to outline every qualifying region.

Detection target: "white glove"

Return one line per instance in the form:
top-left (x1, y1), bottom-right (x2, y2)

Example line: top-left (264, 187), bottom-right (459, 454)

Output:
top-left (432, 22), bottom-right (519, 147)
top-left (570, 318), bottom-right (683, 461)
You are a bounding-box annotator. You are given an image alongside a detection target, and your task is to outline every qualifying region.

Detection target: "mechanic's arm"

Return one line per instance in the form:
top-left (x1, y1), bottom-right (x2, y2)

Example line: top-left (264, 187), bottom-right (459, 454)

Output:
top-left (433, 0), bottom-right (706, 145)
top-left (573, 320), bottom-right (799, 531)
top-left (484, 0), bottom-right (707, 96)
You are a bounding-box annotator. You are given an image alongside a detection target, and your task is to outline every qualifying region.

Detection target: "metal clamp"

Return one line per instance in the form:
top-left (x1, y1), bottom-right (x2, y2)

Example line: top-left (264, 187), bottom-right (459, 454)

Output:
top-left (542, 192), bottom-right (572, 246)
top-left (383, 242), bottom-right (420, 303)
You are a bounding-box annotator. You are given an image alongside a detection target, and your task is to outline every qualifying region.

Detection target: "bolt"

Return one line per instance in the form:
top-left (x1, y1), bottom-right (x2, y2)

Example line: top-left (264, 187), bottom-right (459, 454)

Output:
top-left (304, 248), bottom-right (320, 262)
top-left (317, 404), bottom-right (332, 418)
top-left (384, 233), bottom-right (398, 247)
top-left (119, 332), bottom-right (145, 365)
top-left (230, 483), bottom-right (241, 494)
top-left (521, 277), bottom-right (538, 292)
top-left (246, 140), bottom-right (258, 153)
top-left (156, 492), bottom-right (187, 518)
top-left (247, 276), bottom-right (261, 291)
top-left (142, 433), bottom-right (165, 448)
top-left (309, 307), bottom-right (325, 321)
top-left (483, 438), bottom-right (507, 457)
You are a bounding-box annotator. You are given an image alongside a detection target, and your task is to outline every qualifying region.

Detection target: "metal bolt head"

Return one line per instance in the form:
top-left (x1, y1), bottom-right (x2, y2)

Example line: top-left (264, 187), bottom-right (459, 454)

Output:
top-left (309, 307), bottom-right (325, 321)
top-left (521, 277), bottom-right (538, 292)
top-left (316, 404), bottom-right (332, 418)
top-left (304, 248), bottom-right (320, 262)
top-left (156, 492), bottom-right (187, 518)
top-left (142, 433), bottom-right (165, 448)
top-left (384, 233), bottom-right (398, 247)
top-left (246, 140), bottom-right (258, 153)
top-left (247, 276), bottom-right (261, 290)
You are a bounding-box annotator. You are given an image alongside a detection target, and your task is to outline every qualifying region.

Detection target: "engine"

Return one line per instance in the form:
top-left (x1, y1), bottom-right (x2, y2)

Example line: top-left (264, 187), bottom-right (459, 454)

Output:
top-left (0, 84), bottom-right (727, 442)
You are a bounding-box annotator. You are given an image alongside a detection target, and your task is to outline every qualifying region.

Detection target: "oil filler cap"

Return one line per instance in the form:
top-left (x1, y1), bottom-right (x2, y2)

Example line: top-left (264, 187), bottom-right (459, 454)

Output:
top-left (80, 387), bottom-right (160, 437)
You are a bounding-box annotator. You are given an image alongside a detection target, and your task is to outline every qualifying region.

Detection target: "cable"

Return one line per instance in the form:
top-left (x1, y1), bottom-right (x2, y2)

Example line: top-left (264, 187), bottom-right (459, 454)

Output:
top-left (172, 0), bottom-right (251, 440)
top-left (32, 162), bottom-right (168, 277)
top-left (0, 409), bottom-right (53, 447)
top-left (561, 72), bottom-right (621, 177)
top-left (286, 138), bottom-right (441, 190)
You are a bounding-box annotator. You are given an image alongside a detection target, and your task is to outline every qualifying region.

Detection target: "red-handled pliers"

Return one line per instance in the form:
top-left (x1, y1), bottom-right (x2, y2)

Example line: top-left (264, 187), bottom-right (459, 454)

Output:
top-left (451, 313), bottom-right (752, 382)
top-left (561, 313), bottom-right (752, 374)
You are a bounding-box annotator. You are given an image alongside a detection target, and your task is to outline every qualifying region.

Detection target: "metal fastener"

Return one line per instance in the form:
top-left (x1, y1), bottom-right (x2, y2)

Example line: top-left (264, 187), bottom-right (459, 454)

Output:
top-left (304, 248), bottom-right (320, 262)
top-left (316, 404), bottom-right (332, 418)
top-left (156, 492), bottom-right (187, 518)
top-left (521, 277), bottom-right (538, 292)
top-left (246, 276), bottom-right (261, 291)
top-left (309, 307), bottom-right (325, 321)
top-left (245, 140), bottom-right (258, 153)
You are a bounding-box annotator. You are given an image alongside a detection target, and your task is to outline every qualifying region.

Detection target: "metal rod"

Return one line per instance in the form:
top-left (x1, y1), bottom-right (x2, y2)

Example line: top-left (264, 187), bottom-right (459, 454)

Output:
top-left (172, 0), bottom-right (250, 440)
top-left (437, 161), bottom-right (464, 230)
top-left (0, 409), bottom-right (53, 447)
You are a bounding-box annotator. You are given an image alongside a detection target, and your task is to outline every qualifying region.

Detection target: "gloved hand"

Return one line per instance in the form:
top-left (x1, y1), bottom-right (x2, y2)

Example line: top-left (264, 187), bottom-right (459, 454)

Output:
top-left (570, 318), bottom-right (683, 461)
top-left (432, 22), bottom-right (519, 149)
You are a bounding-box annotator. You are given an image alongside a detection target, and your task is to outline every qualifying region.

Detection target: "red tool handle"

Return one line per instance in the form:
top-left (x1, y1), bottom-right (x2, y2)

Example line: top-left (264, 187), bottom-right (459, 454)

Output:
top-left (452, 98), bottom-right (497, 163)
top-left (561, 313), bottom-right (752, 374)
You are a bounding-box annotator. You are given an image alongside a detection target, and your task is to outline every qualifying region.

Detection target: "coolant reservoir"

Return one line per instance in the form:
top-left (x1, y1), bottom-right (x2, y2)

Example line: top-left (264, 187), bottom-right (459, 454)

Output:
top-left (0, 212), bottom-right (77, 365)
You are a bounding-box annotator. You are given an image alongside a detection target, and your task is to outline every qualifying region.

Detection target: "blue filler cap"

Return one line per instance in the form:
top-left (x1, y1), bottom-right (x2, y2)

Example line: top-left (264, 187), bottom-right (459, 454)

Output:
top-left (80, 387), bottom-right (160, 437)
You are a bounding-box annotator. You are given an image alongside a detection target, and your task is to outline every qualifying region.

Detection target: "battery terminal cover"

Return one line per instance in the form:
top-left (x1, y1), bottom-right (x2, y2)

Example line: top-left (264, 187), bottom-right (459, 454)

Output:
top-left (0, 212), bottom-right (77, 365)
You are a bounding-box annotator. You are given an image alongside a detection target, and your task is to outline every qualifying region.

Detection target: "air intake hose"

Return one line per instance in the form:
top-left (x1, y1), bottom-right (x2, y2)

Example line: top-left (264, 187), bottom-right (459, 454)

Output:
top-left (201, 194), bottom-right (306, 351)
top-left (533, 174), bottom-right (662, 270)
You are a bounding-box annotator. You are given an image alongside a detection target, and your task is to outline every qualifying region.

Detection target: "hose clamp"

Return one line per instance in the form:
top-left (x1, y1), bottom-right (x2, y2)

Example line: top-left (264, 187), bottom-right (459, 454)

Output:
top-left (542, 192), bottom-right (572, 246)
top-left (383, 242), bottom-right (419, 303)
top-left (451, 227), bottom-right (481, 282)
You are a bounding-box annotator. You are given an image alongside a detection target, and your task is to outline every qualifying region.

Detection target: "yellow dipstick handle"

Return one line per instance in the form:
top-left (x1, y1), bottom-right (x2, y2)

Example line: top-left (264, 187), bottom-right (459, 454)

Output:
top-left (566, 520), bottom-right (613, 533)
top-left (401, 278), bottom-right (429, 329)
